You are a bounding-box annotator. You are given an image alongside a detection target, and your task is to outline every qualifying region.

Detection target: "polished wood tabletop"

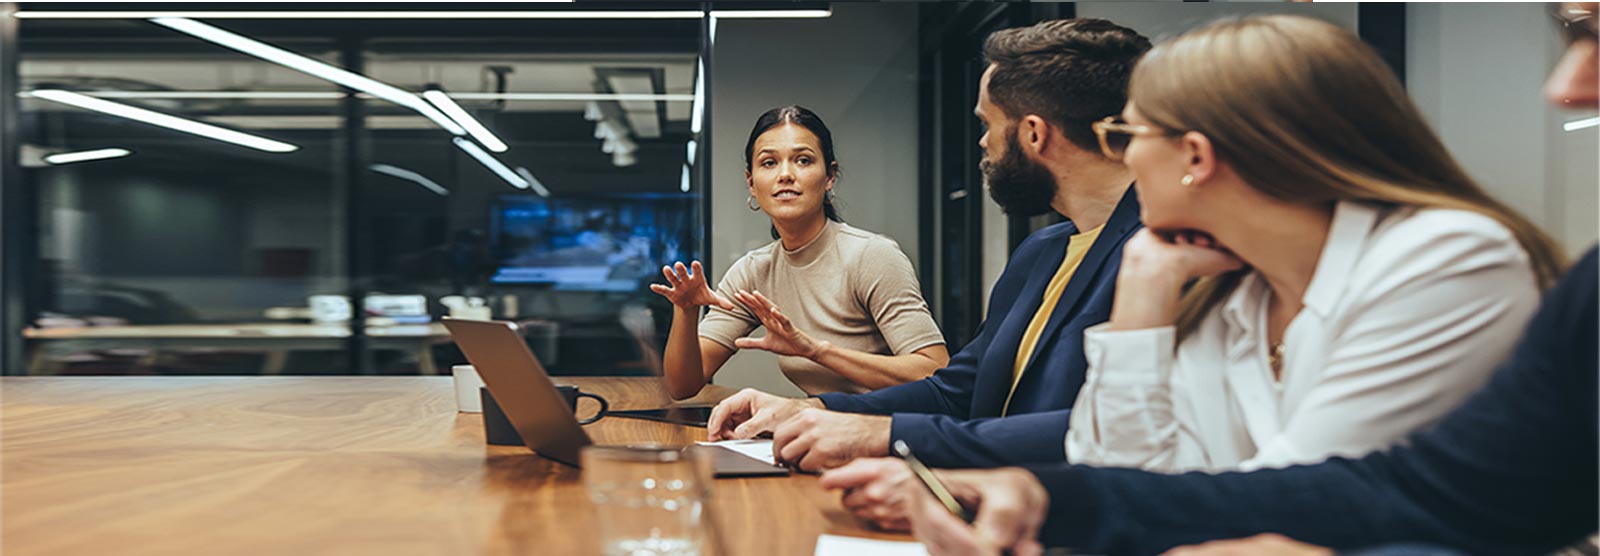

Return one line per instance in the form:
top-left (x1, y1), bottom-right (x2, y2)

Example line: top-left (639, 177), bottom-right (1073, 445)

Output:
top-left (0, 376), bottom-right (910, 555)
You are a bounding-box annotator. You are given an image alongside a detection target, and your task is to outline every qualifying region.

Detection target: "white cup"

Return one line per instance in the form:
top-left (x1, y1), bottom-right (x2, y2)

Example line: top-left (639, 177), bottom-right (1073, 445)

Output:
top-left (451, 305), bottom-right (492, 320)
top-left (452, 365), bottom-right (485, 413)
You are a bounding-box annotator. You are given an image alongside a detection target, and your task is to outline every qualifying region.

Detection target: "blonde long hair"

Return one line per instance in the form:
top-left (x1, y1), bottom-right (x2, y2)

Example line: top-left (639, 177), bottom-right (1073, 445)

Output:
top-left (1129, 15), bottom-right (1568, 339)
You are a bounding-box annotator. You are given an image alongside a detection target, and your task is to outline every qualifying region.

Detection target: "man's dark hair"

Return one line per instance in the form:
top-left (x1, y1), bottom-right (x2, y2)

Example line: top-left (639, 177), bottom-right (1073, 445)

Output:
top-left (983, 18), bottom-right (1152, 154)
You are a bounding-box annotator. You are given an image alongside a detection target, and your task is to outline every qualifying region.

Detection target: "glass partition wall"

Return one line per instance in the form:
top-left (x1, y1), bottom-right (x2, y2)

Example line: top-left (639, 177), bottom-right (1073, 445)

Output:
top-left (10, 6), bottom-right (710, 376)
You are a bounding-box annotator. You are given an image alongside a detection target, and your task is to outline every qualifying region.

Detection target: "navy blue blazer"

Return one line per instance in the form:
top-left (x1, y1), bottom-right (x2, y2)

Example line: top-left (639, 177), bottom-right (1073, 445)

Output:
top-left (817, 187), bottom-right (1142, 468)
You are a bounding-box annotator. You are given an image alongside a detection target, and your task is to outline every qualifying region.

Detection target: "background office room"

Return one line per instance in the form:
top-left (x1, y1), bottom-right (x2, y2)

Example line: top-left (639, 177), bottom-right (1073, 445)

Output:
top-left (1, 2), bottom-right (1595, 556)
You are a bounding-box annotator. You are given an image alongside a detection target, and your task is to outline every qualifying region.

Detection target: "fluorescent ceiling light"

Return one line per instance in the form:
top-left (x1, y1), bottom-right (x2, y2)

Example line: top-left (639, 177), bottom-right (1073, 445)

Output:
top-left (20, 91), bottom-right (344, 100)
top-left (710, 9), bottom-right (831, 19)
top-left (44, 148), bottom-right (133, 165)
top-left (149, 17), bottom-right (466, 135)
top-left (30, 89), bottom-right (298, 152)
top-left (370, 164), bottom-right (449, 196)
top-left (457, 92), bottom-right (694, 102)
top-left (680, 164), bottom-right (691, 193)
top-left (454, 138), bottom-right (529, 189)
top-left (203, 115), bottom-right (434, 130)
top-left (18, 90), bottom-right (692, 102)
top-left (514, 167), bottom-right (552, 198)
top-left (690, 59), bottom-right (705, 134)
top-left (13, 9), bottom-right (830, 20)
top-left (1563, 116), bottom-right (1599, 132)
top-left (424, 90), bottom-right (508, 152)
top-left (686, 140), bottom-right (697, 164)
top-left (613, 151), bottom-right (637, 167)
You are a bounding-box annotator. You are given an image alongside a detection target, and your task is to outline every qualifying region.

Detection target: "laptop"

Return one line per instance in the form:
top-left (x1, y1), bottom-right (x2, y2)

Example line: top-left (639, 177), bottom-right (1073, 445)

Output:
top-left (442, 317), bottom-right (789, 477)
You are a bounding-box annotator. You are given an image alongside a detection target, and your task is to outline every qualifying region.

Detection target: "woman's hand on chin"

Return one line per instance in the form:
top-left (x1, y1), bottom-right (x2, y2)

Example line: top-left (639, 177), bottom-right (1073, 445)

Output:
top-left (650, 261), bottom-right (736, 310)
top-left (1125, 228), bottom-right (1246, 281)
top-left (1108, 229), bottom-right (1246, 331)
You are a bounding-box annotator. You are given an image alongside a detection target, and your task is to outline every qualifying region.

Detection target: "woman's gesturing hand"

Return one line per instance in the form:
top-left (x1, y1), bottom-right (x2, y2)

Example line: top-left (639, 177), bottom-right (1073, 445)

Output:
top-left (650, 261), bottom-right (736, 310)
top-left (732, 290), bottom-right (829, 360)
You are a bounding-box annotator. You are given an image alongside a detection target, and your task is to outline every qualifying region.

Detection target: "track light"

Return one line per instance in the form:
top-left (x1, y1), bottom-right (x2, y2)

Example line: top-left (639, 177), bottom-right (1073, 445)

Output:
top-left (150, 17), bottom-right (466, 136)
top-left (43, 148), bottom-right (134, 165)
top-left (454, 137), bottom-right (528, 189)
top-left (31, 89), bottom-right (297, 152)
top-left (514, 167), bottom-right (552, 198)
top-left (423, 89), bottom-right (508, 152)
top-left (14, 9), bottom-right (833, 20)
top-left (370, 164), bottom-right (449, 196)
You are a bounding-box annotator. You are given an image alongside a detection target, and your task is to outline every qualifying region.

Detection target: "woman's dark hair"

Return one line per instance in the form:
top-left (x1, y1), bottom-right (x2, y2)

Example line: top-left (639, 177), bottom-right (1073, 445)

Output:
top-left (744, 105), bottom-right (843, 239)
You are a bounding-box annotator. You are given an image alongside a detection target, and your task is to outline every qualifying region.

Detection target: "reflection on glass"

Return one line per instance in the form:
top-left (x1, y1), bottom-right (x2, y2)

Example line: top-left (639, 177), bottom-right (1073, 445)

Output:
top-left (18, 15), bottom-right (702, 377)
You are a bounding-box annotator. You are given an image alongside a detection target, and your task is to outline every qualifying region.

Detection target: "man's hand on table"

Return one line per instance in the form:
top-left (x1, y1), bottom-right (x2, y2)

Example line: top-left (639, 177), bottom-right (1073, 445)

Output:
top-left (706, 388), bottom-right (892, 472)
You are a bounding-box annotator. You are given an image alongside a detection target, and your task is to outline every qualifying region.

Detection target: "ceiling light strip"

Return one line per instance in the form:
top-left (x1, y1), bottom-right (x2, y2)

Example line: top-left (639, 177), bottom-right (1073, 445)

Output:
top-left (44, 148), bottom-right (133, 165)
top-left (14, 10), bottom-right (831, 20)
top-left (424, 90), bottom-right (508, 152)
top-left (19, 91), bottom-right (693, 102)
top-left (30, 89), bottom-right (298, 152)
top-left (149, 17), bottom-right (466, 135)
top-left (514, 167), bottom-right (552, 198)
top-left (1563, 116), bottom-right (1599, 132)
top-left (454, 138), bottom-right (529, 189)
top-left (370, 164), bottom-right (450, 196)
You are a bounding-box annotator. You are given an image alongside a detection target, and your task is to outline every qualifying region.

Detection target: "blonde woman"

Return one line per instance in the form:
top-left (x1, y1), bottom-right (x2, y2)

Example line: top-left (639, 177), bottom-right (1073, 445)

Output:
top-left (1063, 15), bottom-right (1566, 472)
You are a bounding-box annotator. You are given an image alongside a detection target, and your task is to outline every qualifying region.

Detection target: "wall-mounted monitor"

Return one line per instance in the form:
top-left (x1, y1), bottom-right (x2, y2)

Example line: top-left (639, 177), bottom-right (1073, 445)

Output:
top-left (490, 194), bottom-right (694, 292)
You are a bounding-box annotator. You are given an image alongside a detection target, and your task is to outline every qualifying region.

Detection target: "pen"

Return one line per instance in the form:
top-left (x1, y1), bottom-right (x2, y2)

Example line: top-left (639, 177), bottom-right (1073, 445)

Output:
top-left (894, 441), bottom-right (1079, 556)
top-left (892, 440), bottom-right (974, 522)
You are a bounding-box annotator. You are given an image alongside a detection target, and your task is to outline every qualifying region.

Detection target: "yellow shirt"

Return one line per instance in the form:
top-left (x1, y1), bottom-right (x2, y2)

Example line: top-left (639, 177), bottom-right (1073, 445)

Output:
top-left (1003, 224), bottom-right (1104, 415)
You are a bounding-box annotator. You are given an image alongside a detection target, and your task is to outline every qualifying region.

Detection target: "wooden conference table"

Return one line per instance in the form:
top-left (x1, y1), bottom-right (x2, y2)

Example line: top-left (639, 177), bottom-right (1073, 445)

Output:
top-left (0, 376), bottom-right (911, 555)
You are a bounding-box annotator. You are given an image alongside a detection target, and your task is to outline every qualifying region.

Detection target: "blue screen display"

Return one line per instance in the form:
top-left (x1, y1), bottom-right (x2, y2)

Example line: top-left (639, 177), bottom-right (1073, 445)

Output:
top-left (490, 194), bottom-right (694, 291)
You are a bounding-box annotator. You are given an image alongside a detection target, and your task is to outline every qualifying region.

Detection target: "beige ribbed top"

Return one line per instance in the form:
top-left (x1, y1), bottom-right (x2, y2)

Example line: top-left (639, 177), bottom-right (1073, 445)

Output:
top-left (698, 220), bottom-right (945, 395)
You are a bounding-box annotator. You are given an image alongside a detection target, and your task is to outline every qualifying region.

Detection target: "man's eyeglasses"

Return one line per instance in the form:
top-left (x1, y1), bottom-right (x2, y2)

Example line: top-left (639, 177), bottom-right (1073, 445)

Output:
top-left (1091, 116), bottom-right (1177, 161)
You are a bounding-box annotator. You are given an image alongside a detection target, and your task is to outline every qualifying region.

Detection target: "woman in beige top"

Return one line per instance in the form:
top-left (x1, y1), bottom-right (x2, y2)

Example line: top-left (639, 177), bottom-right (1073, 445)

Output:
top-left (651, 106), bottom-right (949, 399)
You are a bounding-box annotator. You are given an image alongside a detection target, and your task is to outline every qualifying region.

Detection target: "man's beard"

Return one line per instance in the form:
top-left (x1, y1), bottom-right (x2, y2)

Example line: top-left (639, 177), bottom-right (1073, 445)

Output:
top-left (980, 134), bottom-right (1056, 217)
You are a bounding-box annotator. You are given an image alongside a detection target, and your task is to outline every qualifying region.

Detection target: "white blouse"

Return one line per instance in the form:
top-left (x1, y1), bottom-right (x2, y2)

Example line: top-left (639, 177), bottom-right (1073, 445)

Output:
top-left (1065, 202), bottom-right (1541, 473)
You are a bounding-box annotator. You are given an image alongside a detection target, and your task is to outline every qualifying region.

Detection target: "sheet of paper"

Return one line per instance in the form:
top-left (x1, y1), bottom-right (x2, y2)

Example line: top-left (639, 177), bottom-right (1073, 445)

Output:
top-left (813, 534), bottom-right (928, 556)
top-left (695, 439), bottom-right (777, 466)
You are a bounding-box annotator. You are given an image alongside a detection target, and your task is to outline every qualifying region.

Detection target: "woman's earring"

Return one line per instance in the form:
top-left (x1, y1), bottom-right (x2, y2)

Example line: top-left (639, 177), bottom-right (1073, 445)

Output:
top-left (747, 195), bottom-right (761, 212)
top-left (1180, 174), bottom-right (1196, 187)
top-left (825, 189), bottom-right (836, 202)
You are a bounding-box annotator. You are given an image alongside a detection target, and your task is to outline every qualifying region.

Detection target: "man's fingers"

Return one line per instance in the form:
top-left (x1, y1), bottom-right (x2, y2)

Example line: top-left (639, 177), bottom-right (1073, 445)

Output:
top-left (970, 484), bottom-right (1033, 552)
top-left (649, 283), bottom-right (672, 296)
top-left (690, 260), bottom-right (706, 281)
top-left (730, 411), bottom-right (775, 440)
top-left (840, 487), bottom-right (871, 510)
top-left (773, 421), bottom-right (810, 466)
top-left (661, 265), bottom-right (681, 286)
top-left (909, 489), bottom-right (990, 556)
top-left (797, 446), bottom-right (835, 472)
top-left (707, 393), bottom-right (753, 441)
top-left (1014, 539), bottom-right (1045, 556)
top-left (786, 436), bottom-right (822, 471)
top-left (707, 403), bottom-right (734, 440)
top-left (733, 337), bottom-right (766, 351)
top-left (819, 458), bottom-right (895, 490)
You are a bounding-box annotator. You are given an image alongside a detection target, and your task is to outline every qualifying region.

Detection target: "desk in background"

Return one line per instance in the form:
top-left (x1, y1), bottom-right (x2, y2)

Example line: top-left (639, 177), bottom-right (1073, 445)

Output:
top-left (21, 320), bottom-right (559, 376)
top-left (0, 376), bottom-right (908, 555)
